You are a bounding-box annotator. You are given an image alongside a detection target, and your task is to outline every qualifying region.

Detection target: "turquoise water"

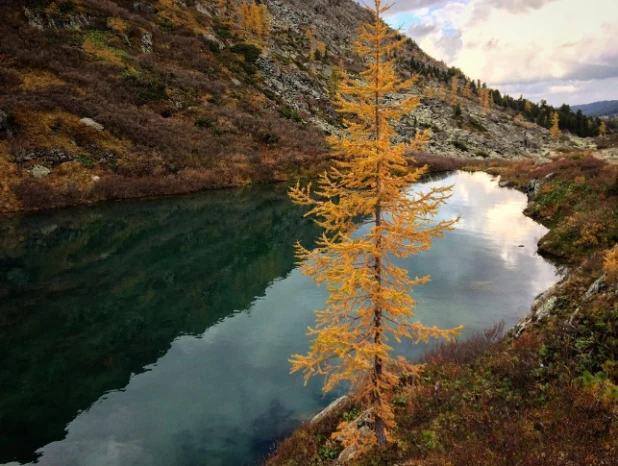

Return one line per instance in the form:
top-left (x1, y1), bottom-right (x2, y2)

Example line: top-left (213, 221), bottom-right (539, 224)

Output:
top-left (0, 172), bottom-right (559, 466)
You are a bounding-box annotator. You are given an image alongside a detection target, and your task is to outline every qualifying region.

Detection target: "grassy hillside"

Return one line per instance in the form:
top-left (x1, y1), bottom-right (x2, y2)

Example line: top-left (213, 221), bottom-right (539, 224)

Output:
top-left (0, 0), bottom-right (332, 212)
top-left (0, 0), bottom-right (601, 213)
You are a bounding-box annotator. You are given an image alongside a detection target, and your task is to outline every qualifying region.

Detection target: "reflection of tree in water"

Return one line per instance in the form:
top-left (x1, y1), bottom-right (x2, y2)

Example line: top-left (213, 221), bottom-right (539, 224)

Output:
top-left (0, 186), bottom-right (319, 464)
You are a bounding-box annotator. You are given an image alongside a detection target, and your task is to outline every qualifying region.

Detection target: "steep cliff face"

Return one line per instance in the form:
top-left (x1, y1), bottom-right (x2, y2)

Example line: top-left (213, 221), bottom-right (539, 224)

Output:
top-left (0, 0), bottom-right (591, 212)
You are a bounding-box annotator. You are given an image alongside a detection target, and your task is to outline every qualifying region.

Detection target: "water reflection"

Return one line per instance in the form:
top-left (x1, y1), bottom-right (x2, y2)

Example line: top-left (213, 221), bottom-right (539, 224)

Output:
top-left (0, 172), bottom-right (559, 466)
top-left (0, 186), bottom-right (319, 465)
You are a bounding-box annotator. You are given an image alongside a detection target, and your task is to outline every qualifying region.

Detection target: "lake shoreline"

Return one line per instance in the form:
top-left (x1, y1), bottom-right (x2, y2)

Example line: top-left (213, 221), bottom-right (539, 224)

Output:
top-left (265, 152), bottom-right (618, 465)
top-left (0, 153), bottom-right (502, 215)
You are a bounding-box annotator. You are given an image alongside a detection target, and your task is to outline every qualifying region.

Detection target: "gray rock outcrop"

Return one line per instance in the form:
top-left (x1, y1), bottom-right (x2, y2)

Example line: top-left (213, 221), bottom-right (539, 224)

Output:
top-left (310, 396), bottom-right (349, 425)
top-left (31, 165), bottom-right (51, 179)
top-left (140, 33), bottom-right (153, 54)
top-left (80, 118), bottom-right (105, 132)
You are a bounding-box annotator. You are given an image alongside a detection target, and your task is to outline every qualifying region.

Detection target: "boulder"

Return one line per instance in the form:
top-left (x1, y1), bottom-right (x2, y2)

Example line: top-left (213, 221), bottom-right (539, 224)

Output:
top-left (195, 2), bottom-right (211, 16)
top-left (24, 148), bottom-right (73, 165)
top-left (311, 396), bottom-right (349, 425)
top-left (0, 110), bottom-right (8, 132)
top-left (31, 165), bottom-right (51, 179)
top-left (544, 172), bottom-right (556, 181)
top-left (335, 408), bottom-right (373, 442)
top-left (203, 33), bottom-right (225, 50)
top-left (584, 275), bottom-right (607, 300)
top-left (23, 7), bottom-right (45, 30)
top-left (132, 2), bottom-right (157, 14)
top-left (527, 179), bottom-right (542, 199)
top-left (338, 443), bottom-right (361, 463)
top-left (531, 289), bottom-right (558, 321)
top-left (80, 117), bottom-right (105, 132)
top-left (523, 132), bottom-right (539, 150)
top-left (140, 33), bottom-right (153, 54)
top-left (335, 409), bottom-right (373, 463)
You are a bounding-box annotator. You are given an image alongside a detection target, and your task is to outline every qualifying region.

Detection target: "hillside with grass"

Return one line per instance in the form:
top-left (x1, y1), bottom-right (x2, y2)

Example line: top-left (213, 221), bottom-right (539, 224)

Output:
top-left (0, 0), bottom-right (603, 213)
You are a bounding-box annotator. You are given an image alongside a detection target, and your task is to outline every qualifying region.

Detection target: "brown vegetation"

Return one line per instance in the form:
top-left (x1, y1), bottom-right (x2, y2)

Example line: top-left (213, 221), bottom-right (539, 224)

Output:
top-left (0, 0), bottom-right (329, 212)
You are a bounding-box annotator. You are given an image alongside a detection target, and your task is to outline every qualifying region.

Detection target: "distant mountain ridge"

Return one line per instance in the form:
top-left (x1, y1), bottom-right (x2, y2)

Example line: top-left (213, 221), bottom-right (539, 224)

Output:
top-left (572, 100), bottom-right (618, 117)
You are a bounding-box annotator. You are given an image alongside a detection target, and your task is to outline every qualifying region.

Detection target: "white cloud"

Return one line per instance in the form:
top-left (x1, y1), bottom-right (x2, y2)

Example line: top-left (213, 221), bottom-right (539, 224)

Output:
top-left (549, 85), bottom-right (577, 94)
top-left (377, 0), bottom-right (618, 105)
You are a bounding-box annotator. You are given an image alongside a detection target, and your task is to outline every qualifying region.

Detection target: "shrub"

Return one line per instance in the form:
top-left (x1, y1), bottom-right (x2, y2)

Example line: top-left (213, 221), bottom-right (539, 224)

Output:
top-left (421, 321), bottom-right (504, 365)
top-left (468, 117), bottom-right (488, 133)
top-left (279, 105), bottom-right (304, 124)
top-left (230, 44), bottom-right (262, 64)
top-left (452, 140), bottom-right (468, 152)
top-left (194, 118), bottom-right (212, 128)
top-left (75, 152), bottom-right (95, 168)
top-left (122, 71), bottom-right (168, 104)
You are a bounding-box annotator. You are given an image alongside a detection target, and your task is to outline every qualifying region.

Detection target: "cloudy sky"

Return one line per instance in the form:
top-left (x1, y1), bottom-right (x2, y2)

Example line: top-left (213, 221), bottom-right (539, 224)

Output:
top-left (368, 0), bottom-right (618, 106)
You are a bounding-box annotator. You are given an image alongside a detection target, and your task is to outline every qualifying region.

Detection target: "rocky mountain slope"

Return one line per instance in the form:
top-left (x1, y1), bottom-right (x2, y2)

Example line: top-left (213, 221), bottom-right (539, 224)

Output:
top-left (0, 0), bottom-right (596, 213)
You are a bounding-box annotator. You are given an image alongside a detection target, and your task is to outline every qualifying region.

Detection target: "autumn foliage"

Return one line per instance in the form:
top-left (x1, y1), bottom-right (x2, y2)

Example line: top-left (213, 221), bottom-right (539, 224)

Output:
top-left (238, 0), bottom-right (271, 41)
top-left (289, 0), bottom-right (461, 449)
top-left (604, 245), bottom-right (618, 284)
top-left (550, 111), bottom-right (561, 139)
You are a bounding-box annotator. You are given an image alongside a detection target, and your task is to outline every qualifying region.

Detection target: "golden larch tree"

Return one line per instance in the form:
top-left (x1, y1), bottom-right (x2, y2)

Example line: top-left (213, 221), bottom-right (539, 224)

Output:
top-left (479, 87), bottom-right (491, 114)
top-left (439, 84), bottom-right (448, 101)
top-left (450, 76), bottom-right (459, 105)
top-left (238, 1), bottom-right (270, 41)
top-left (550, 111), bottom-right (561, 139)
top-left (604, 245), bottom-right (618, 284)
top-left (462, 80), bottom-right (471, 99)
top-left (238, 1), bottom-right (251, 30)
top-left (289, 0), bottom-right (461, 448)
top-left (600, 121), bottom-right (608, 138)
top-left (257, 4), bottom-right (270, 39)
top-left (217, 0), bottom-right (236, 24)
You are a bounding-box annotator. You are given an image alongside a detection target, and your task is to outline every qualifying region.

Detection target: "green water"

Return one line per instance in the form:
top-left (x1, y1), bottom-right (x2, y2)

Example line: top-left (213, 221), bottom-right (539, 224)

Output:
top-left (0, 172), bottom-right (558, 466)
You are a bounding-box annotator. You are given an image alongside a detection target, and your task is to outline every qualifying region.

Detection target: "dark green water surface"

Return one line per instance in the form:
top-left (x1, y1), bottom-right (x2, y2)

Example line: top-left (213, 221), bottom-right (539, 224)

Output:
top-left (0, 172), bottom-right (558, 466)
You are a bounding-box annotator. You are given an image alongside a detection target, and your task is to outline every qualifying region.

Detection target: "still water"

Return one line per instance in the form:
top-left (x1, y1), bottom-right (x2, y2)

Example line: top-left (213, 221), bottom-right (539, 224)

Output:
top-left (0, 172), bottom-right (558, 466)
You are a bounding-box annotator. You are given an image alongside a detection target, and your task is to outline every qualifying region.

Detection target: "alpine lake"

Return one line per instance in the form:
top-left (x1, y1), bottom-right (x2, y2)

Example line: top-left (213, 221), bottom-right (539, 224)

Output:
top-left (0, 171), bottom-right (559, 466)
